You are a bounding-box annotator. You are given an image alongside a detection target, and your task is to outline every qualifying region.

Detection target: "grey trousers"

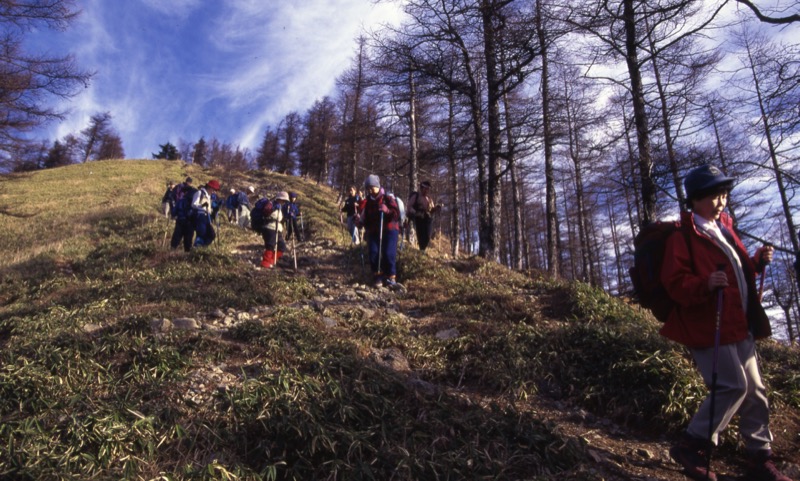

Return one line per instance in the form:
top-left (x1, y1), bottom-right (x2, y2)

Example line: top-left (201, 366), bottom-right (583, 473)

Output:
top-left (687, 334), bottom-right (773, 451)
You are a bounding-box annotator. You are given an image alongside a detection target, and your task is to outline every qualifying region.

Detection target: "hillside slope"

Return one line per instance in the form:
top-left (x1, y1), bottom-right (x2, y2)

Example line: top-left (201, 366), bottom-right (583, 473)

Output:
top-left (1, 160), bottom-right (799, 480)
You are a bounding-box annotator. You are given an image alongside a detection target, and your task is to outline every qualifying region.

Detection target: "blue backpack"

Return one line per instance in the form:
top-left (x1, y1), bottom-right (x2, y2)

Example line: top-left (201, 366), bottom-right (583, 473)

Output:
top-left (250, 198), bottom-right (275, 233)
top-left (171, 184), bottom-right (197, 221)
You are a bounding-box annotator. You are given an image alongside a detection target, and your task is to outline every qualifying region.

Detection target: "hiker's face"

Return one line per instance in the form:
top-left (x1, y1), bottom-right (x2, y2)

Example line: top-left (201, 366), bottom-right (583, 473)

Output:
top-left (369, 186), bottom-right (380, 196)
top-left (349, 187), bottom-right (356, 196)
top-left (693, 191), bottom-right (728, 221)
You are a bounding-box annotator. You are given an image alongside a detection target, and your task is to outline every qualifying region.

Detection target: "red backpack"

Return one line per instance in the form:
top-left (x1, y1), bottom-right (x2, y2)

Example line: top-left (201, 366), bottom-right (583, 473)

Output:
top-left (629, 221), bottom-right (692, 322)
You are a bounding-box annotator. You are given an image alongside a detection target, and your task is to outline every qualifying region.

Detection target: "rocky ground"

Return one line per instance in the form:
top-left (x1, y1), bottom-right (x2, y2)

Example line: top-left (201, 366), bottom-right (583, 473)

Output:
top-left (125, 234), bottom-right (800, 481)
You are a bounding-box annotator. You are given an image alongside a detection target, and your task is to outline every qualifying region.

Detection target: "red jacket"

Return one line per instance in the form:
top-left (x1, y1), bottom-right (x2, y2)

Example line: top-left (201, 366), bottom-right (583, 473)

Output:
top-left (358, 190), bottom-right (401, 235)
top-left (660, 211), bottom-right (770, 348)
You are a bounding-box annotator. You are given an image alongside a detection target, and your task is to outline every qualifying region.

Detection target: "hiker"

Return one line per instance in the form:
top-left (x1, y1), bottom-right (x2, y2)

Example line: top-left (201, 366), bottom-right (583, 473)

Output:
top-left (407, 181), bottom-right (440, 252)
top-left (192, 179), bottom-right (221, 247)
top-left (357, 174), bottom-right (401, 288)
top-left (284, 192), bottom-right (303, 242)
top-left (225, 188), bottom-right (238, 223)
top-left (210, 190), bottom-right (222, 225)
top-left (161, 181), bottom-right (175, 218)
top-left (341, 186), bottom-right (362, 245)
top-left (260, 191), bottom-right (288, 268)
top-left (237, 186), bottom-right (255, 229)
top-left (169, 177), bottom-right (197, 252)
top-left (662, 165), bottom-right (786, 481)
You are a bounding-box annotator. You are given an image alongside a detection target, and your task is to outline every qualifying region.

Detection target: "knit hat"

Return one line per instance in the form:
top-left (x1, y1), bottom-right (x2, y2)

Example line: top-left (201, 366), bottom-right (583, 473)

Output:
top-left (684, 165), bottom-right (734, 201)
top-left (275, 191), bottom-right (290, 201)
top-left (365, 174), bottom-right (380, 189)
top-left (206, 179), bottom-right (221, 191)
top-left (185, 176), bottom-right (193, 184)
top-left (289, 192), bottom-right (298, 199)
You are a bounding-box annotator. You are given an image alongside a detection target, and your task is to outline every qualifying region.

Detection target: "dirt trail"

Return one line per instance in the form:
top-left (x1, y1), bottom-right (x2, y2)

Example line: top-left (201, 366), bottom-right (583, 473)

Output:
top-left (211, 233), bottom-right (799, 481)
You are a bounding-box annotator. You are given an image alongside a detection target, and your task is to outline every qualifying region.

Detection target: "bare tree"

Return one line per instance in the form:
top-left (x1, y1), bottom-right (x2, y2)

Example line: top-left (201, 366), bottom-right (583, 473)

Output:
top-left (0, 0), bottom-right (92, 153)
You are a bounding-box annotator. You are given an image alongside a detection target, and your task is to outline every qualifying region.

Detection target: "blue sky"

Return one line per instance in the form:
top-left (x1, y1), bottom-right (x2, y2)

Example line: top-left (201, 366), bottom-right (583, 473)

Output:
top-left (27, 0), bottom-right (403, 159)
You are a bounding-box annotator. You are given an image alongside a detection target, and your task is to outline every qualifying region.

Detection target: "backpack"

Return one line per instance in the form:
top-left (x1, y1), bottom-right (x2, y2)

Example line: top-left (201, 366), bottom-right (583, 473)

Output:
top-left (171, 184), bottom-right (197, 220)
top-left (628, 221), bottom-right (692, 322)
top-left (250, 198), bottom-right (274, 233)
top-left (385, 193), bottom-right (405, 224)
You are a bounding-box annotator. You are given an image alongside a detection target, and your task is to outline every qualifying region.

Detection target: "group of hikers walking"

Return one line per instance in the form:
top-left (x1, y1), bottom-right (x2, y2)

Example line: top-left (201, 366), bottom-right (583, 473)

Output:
top-left (341, 175), bottom-right (441, 288)
top-left (162, 178), bottom-right (304, 268)
top-left (159, 166), bottom-right (793, 480)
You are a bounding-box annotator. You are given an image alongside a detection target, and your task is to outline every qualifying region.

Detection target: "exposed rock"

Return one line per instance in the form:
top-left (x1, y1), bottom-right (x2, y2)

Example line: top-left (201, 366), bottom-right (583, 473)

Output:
top-left (369, 347), bottom-right (410, 373)
top-left (82, 323), bottom-right (103, 336)
top-left (322, 317), bottom-right (338, 328)
top-left (150, 318), bottom-right (173, 333)
top-left (435, 328), bottom-right (459, 340)
top-left (173, 318), bottom-right (200, 330)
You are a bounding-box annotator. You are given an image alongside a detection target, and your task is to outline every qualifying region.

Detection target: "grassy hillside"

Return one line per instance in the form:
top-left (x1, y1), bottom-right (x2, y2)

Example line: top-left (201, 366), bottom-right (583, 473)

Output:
top-left (1, 160), bottom-right (799, 480)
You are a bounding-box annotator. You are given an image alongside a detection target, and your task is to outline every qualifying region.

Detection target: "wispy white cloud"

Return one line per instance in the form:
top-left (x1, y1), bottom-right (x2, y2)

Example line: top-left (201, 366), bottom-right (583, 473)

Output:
top-left (31, 0), bottom-right (405, 158)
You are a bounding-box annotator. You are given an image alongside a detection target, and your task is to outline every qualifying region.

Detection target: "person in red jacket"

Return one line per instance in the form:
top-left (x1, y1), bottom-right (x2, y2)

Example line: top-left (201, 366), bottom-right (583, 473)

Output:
top-left (357, 174), bottom-right (401, 288)
top-left (662, 165), bottom-right (786, 481)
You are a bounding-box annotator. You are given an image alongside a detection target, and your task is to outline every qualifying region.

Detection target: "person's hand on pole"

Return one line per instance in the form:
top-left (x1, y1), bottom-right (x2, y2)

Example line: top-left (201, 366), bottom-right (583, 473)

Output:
top-left (708, 270), bottom-right (728, 292)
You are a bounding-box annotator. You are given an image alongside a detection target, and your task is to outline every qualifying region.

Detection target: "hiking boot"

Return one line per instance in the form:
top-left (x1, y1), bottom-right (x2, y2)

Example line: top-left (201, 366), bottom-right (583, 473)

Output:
top-left (745, 450), bottom-right (791, 481)
top-left (384, 276), bottom-right (397, 287)
top-left (373, 275), bottom-right (383, 288)
top-left (669, 434), bottom-right (716, 481)
top-left (260, 250), bottom-right (275, 269)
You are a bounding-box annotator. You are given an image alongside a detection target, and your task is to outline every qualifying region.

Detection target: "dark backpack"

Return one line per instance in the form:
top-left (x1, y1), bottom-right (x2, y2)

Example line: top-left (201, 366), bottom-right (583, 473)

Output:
top-left (250, 198), bottom-right (274, 233)
top-left (629, 221), bottom-right (692, 322)
top-left (171, 184), bottom-right (197, 221)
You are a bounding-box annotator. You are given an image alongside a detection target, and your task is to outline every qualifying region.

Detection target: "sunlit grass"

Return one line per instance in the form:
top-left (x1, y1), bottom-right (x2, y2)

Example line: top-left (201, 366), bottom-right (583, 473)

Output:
top-left (0, 160), bottom-right (798, 479)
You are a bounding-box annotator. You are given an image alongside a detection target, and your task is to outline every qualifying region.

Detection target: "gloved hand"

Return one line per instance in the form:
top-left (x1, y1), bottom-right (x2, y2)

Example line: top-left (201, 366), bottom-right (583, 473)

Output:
top-left (380, 204), bottom-right (391, 215)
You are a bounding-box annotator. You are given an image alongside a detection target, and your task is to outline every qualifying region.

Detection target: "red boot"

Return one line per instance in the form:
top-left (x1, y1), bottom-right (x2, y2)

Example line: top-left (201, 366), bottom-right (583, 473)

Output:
top-left (261, 250), bottom-right (274, 268)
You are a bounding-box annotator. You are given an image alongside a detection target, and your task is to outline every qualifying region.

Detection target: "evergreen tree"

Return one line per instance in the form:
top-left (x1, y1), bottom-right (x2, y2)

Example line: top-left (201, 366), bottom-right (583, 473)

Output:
top-left (152, 142), bottom-right (180, 160)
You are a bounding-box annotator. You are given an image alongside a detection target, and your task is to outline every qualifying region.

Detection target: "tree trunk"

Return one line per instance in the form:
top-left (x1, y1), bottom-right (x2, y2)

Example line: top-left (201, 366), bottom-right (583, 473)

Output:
top-left (536, 0), bottom-right (560, 277)
top-left (623, 0), bottom-right (657, 225)
top-left (447, 90), bottom-right (461, 257)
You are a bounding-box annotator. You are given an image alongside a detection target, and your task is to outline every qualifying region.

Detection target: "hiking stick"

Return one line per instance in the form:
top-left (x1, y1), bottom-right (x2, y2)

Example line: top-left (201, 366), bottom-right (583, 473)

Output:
top-left (378, 211), bottom-right (384, 277)
top-left (273, 216), bottom-right (279, 268)
top-left (162, 219), bottom-right (170, 248)
top-left (292, 234), bottom-right (297, 271)
top-left (707, 264), bottom-right (726, 480)
top-left (757, 247), bottom-right (771, 302)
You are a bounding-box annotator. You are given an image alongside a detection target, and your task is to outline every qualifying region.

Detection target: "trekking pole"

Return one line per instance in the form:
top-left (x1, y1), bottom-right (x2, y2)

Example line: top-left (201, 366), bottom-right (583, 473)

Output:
top-left (378, 211), bottom-right (384, 278)
top-left (757, 245), bottom-right (772, 302)
top-left (292, 234), bottom-right (297, 271)
top-left (707, 264), bottom-right (726, 480)
top-left (273, 217), bottom-right (279, 268)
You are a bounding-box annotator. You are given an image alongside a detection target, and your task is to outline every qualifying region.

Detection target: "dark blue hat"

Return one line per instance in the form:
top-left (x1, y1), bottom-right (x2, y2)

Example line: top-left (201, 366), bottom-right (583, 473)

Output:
top-left (684, 164), bottom-right (735, 200)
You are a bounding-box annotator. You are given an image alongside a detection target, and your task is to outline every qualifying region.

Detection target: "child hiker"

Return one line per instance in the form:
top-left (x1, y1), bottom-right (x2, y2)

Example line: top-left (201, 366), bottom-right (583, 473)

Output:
top-left (259, 191), bottom-right (288, 269)
top-left (357, 174), bottom-right (401, 288)
top-left (662, 165), bottom-right (785, 481)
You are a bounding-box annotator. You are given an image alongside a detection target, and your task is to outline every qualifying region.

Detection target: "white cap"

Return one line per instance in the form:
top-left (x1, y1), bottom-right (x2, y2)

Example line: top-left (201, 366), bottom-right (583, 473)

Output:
top-left (247, 186), bottom-right (255, 193)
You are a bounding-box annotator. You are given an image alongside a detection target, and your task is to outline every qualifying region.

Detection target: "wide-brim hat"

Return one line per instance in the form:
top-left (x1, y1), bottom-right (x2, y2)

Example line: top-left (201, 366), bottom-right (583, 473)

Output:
top-left (206, 179), bottom-right (221, 191)
top-left (275, 191), bottom-right (290, 201)
top-left (684, 164), bottom-right (735, 200)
